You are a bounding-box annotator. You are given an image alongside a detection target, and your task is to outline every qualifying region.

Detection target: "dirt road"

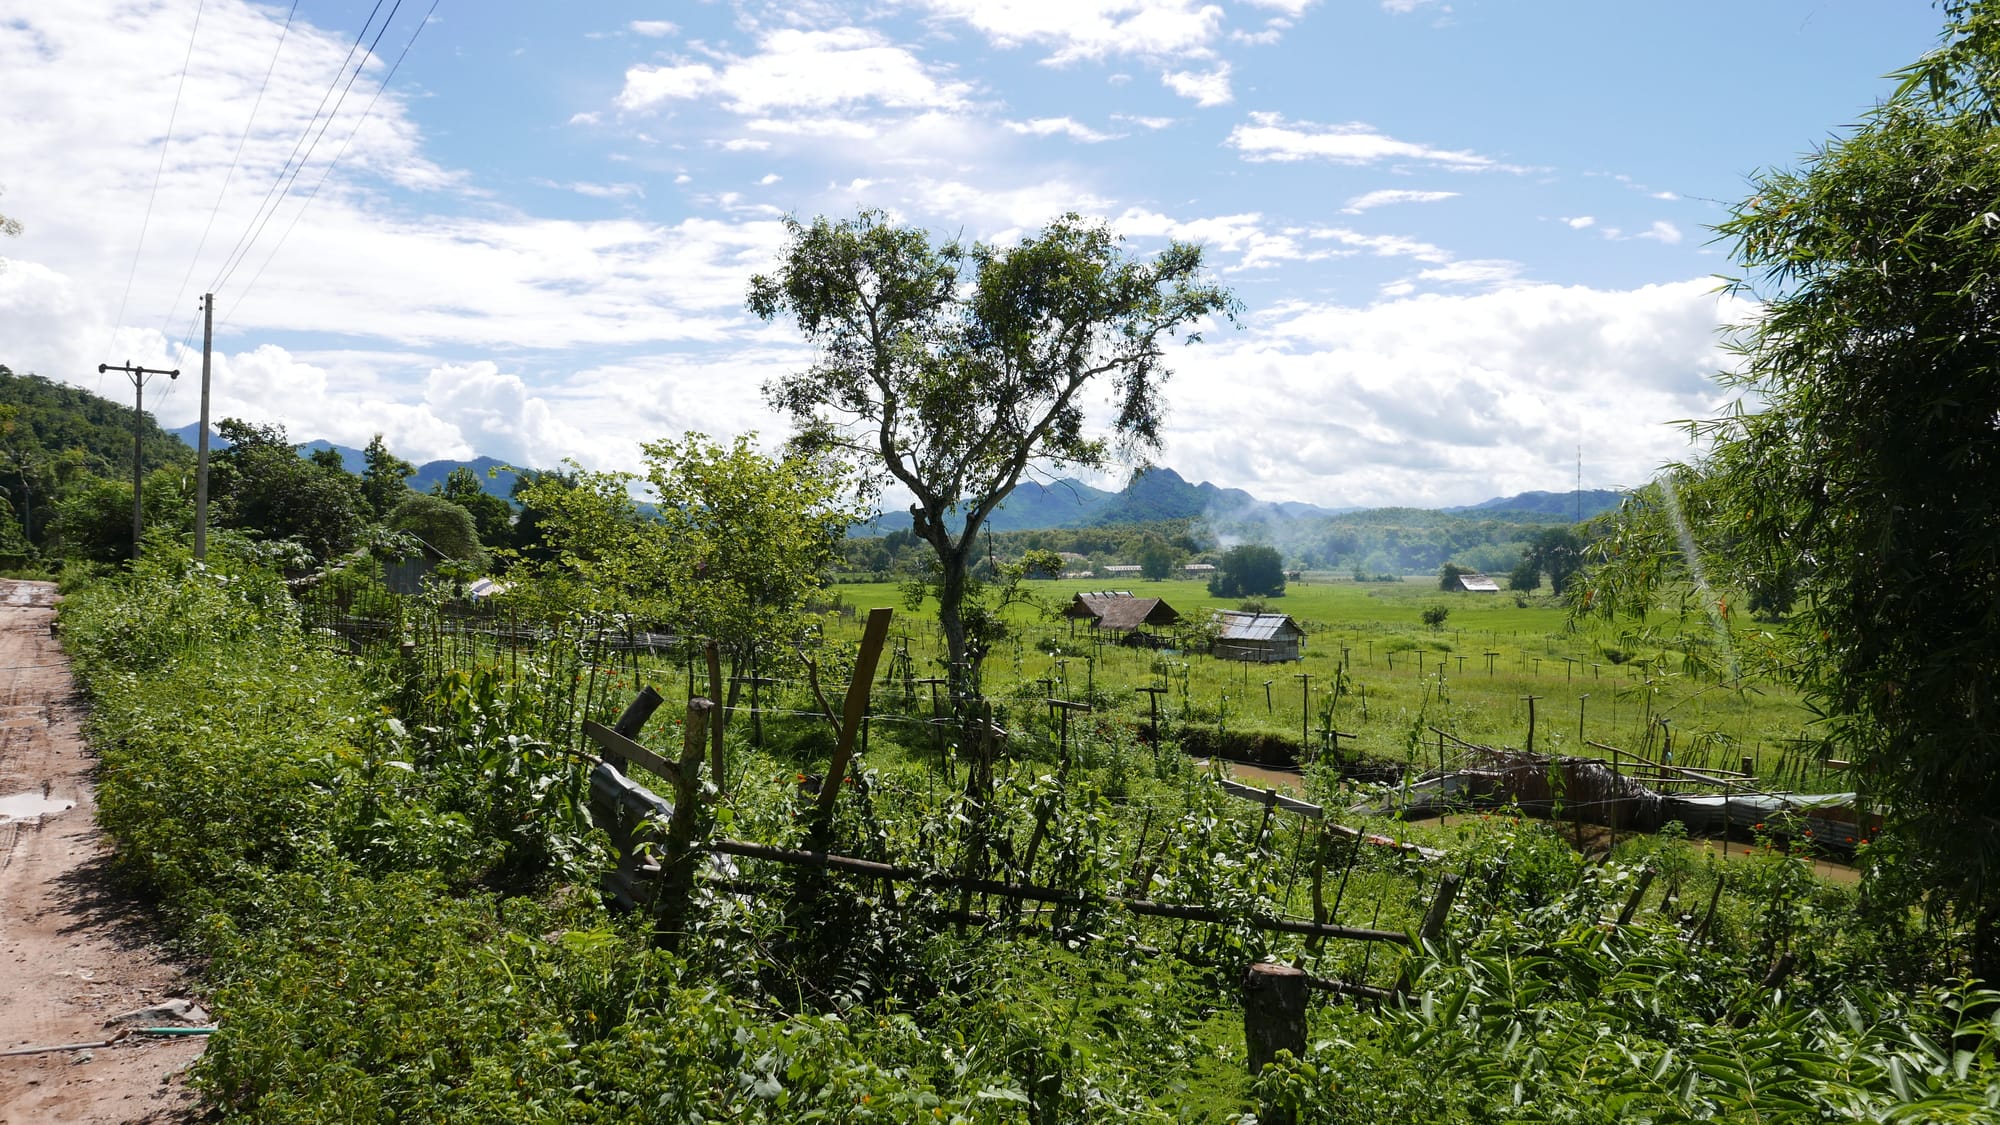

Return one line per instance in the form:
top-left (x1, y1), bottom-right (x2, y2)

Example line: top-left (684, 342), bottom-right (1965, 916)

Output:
top-left (0, 581), bottom-right (203, 1124)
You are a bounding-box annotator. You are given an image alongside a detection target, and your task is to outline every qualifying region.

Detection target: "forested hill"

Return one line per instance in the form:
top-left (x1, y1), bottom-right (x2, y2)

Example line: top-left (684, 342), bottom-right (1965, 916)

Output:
top-left (0, 367), bottom-right (193, 475)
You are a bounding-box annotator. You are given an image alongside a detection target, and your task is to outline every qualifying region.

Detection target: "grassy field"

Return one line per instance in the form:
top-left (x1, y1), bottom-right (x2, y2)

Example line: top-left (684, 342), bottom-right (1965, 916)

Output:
top-left (821, 573), bottom-right (1836, 790)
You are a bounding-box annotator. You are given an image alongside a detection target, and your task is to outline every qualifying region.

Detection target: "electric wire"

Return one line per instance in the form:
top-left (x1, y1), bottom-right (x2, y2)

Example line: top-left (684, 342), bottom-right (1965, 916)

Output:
top-left (205, 0), bottom-right (388, 298)
top-left (102, 0), bottom-right (205, 390)
top-left (155, 1), bottom-right (301, 346)
top-left (225, 0), bottom-right (441, 328)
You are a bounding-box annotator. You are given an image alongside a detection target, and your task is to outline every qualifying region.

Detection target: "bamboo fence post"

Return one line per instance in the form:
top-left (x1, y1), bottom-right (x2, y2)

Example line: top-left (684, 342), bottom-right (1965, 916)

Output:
top-left (1395, 872), bottom-right (1462, 997)
top-left (1616, 867), bottom-right (1656, 927)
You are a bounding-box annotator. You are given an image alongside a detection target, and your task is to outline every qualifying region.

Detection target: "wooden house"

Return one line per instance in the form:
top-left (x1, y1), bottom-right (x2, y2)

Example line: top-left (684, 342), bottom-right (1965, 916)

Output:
top-left (1212, 610), bottom-right (1305, 663)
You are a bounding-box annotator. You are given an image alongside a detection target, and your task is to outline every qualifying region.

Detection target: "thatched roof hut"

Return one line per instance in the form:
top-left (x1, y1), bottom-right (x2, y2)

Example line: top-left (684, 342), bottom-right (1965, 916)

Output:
top-left (1063, 591), bottom-right (1181, 634)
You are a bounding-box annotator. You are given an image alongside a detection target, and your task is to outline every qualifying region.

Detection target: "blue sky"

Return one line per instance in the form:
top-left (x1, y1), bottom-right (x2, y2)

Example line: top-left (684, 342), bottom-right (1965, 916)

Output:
top-left (0, 0), bottom-right (1948, 507)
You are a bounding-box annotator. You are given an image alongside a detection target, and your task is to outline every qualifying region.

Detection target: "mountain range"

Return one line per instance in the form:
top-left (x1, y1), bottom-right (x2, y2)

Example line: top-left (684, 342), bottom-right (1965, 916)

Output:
top-left (171, 425), bottom-right (520, 501)
top-left (854, 466), bottom-right (1623, 536)
top-left (167, 425), bottom-right (1624, 530)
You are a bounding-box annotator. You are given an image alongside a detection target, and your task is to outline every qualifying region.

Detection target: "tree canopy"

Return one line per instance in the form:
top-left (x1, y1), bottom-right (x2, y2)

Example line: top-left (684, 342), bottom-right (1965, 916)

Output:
top-left (210, 419), bottom-right (365, 562)
top-left (751, 210), bottom-right (1235, 694)
top-left (1208, 544), bottom-right (1285, 599)
top-left (1576, 1), bottom-right (2000, 978)
top-left (360, 434), bottom-right (415, 519)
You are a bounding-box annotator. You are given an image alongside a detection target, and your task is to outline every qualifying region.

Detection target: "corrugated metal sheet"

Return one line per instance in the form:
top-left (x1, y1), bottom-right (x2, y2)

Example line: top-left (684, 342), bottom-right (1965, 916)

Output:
top-left (1215, 611), bottom-right (1302, 641)
top-left (1458, 572), bottom-right (1501, 593)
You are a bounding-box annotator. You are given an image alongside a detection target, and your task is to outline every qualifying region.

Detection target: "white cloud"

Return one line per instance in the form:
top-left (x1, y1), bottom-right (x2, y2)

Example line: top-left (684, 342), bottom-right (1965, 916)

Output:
top-left (917, 0), bottom-right (1227, 64)
top-left (1637, 220), bottom-right (1683, 244)
top-left (1114, 113), bottom-right (1177, 129)
top-left (1341, 189), bottom-right (1459, 213)
top-left (423, 362), bottom-right (591, 469)
top-left (1113, 208), bottom-right (1335, 270)
top-left (910, 177), bottom-right (1116, 238)
top-left (721, 137), bottom-right (774, 151)
top-left (1309, 227), bottom-right (1453, 263)
top-left (541, 180), bottom-right (644, 200)
top-left (1651, 190), bottom-right (1680, 201)
top-left (1004, 116), bottom-right (1119, 142)
top-left (744, 116), bottom-right (880, 140)
top-left (616, 27), bottom-right (972, 116)
top-left (568, 111), bottom-right (602, 127)
top-left (1228, 112), bottom-right (1518, 170)
top-left (629, 20), bottom-right (677, 37)
top-left (1243, 0), bottom-right (1316, 14)
top-left (1162, 64), bottom-right (1233, 106)
top-left (1417, 259), bottom-right (1523, 286)
top-left (1562, 215), bottom-right (1596, 229)
top-left (1155, 278), bottom-right (1744, 507)
top-left (1381, 0), bottom-right (1442, 12)
top-left (757, 173), bottom-right (782, 185)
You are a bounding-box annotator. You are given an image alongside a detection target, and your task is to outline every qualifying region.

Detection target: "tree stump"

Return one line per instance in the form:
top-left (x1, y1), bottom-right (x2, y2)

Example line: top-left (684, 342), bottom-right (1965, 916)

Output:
top-left (1243, 961), bottom-right (1308, 1124)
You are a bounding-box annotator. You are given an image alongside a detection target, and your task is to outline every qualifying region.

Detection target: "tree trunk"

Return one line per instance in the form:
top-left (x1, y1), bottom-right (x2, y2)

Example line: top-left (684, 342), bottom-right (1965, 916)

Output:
top-left (936, 542), bottom-right (972, 701)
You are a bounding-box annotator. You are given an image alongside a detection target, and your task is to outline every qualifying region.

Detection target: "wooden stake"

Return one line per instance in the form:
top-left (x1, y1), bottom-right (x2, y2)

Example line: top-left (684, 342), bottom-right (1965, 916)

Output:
top-left (815, 607), bottom-right (894, 831)
top-left (705, 643), bottom-right (725, 783)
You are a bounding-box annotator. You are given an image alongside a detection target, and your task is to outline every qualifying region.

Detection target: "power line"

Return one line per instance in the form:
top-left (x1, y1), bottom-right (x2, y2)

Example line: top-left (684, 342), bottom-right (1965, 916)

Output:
top-left (205, 0), bottom-right (390, 297)
top-left (156, 0), bottom-right (301, 346)
top-left (102, 0), bottom-right (205, 391)
top-left (226, 0), bottom-right (442, 327)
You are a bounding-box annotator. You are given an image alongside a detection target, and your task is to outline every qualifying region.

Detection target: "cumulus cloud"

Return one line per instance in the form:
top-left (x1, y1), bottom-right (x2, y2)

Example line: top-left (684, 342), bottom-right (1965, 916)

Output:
top-left (422, 362), bottom-right (592, 469)
top-left (629, 20), bottom-right (677, 37)
top-left (1162, 64), bottom-right (1233, 106)
top-left (616, 27), bottom-right (972, 116)
top-left (1562, 215), bottom-right (1596, 229)
top-left (1637, 220), bottom-right (1683, 244)
top-left (917, 0), bottom-right (1227, 64)
top-left (1154, 278), bottom-right (1745, 507)
top-left (1341, 189), bottom-right (1459, 213)
top-left (1228, 112), bottom-right (1519, 170)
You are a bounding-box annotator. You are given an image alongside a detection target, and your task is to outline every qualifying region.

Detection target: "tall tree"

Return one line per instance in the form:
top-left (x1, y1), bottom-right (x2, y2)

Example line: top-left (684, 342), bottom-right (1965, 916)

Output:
top-left (1578, 1), bottom-right (2000, 978)
top-left (751, 210), bottom-right (1235, 696)
top-left (382, 492), bottom-right (486, 566)
top-left (360, 434), bottom-right (415, 519)
top-left (1137, 535), bottom-right (1177, 580)
top-left (210, 419), bottom-right (365, 562)
top-left (1523, 526), bottom-right (1584, 595)
top-left (432, 465), bottom-right (514, 547)
top-left (642, 432), bottom-right (854, 690)
top-left (516, 436), bottom-right (852, 698)
top-left (1209, 544), bottom-right (1285, 598)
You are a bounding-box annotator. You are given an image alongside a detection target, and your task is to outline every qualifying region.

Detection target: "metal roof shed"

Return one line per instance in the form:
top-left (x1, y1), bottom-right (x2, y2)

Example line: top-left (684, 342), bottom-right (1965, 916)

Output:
top-left (1213, 610), bottom-right (1305, 663)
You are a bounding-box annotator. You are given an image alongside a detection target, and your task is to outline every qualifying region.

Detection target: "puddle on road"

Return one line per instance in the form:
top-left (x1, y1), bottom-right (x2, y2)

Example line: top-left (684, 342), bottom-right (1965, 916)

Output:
top-left (0, 790), bottom-right (74, 822)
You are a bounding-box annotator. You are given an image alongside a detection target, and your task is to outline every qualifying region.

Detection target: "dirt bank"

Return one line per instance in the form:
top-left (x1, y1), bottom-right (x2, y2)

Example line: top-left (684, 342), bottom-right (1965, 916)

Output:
top-left (0, 580), bottom-right (203, 1124)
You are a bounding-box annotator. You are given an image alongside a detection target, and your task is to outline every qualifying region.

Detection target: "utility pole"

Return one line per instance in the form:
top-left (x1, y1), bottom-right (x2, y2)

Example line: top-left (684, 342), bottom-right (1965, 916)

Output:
top-left (194, 294), bottom-right (214, 560)
top-left (98, 360), bottom-right (178, 560)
